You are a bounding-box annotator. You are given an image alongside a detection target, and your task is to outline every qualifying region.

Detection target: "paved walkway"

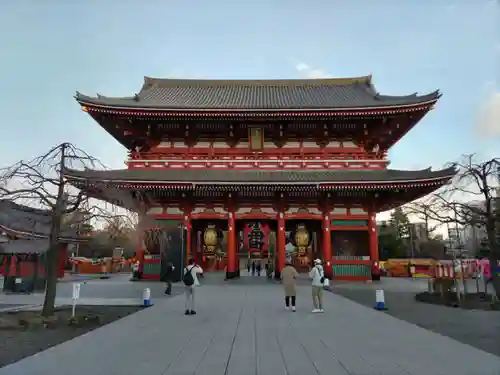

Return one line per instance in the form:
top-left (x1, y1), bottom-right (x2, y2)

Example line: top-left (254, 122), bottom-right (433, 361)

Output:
top-left (0, 298), bottom-right (141, 312)
top-left (1, 283), bottom-right (500, 375)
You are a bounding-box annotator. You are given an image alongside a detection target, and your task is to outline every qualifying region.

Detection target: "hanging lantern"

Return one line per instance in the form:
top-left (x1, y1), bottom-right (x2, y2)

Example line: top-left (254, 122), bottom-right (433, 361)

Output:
top-left (295, 223), bottom-right (310, 256)
top-left (203, 224), bottom-right (218, 255)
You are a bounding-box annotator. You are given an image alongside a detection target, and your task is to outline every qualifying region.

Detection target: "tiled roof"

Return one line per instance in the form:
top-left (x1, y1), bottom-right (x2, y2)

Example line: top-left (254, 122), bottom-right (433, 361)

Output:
top-left (0, 239), bottom-right (50, 255)
top-left (64, 167), bottom-right (456, 184)
top-left (75, 76), bottom-right (440, 110)
top-left (0, 200), bottom-right (82, 240)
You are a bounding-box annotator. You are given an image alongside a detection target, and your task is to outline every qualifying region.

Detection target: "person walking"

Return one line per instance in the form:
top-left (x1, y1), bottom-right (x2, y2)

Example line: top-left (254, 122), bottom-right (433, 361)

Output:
top-left (281, 261), bottom-right (299, 311)
top-left (161, 260), bottom-right (175, 295)
top-left (183, 258), bottom-right (203, 315)
top-left (256, 262), bottom-right (262, 276)
top-left (251, 261), bottom-right (256, 276)
top-left (309, 259), bottom-right (325, 313)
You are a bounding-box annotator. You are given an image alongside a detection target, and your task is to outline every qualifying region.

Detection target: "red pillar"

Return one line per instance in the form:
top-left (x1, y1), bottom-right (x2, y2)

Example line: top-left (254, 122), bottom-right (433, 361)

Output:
top-left (57, 245), bottom-right (68, 278)
top-left (322, 215), bottom-right (332, 278)
top-left (226, 211), bottom-right (237, 279)
top-left (234, 229), bottom-right (240, 276)
top-left (184, 214), bottom-right (192, 263)
top-left (137, 230), bottom-right (146, 274)
top-left (192, 229), bottom-right (198, 265)
top-left (275, 212), bottom-right (286, 279)
top-left (368, 211), bottom-right (380, 280)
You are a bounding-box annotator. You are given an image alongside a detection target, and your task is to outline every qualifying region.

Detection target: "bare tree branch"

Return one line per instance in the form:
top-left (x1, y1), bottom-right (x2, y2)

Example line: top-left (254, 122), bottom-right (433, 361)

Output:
top-left (0, 142), bottom-right (130, 317)
top-left (407, 154), bottom-right (500, 296)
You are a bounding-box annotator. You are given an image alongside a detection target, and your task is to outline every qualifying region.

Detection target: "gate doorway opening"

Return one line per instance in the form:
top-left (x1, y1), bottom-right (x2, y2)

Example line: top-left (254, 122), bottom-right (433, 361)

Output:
top-left (191, 219), bottom-right (228, 273)
top-left (237, 219), bottom-right (276, 278)
top-left (284, 219), bottom-right (322, 273)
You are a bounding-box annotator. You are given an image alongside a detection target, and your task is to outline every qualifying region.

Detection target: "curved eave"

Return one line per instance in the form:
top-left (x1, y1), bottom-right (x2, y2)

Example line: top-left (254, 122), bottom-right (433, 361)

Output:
top-left (0, 224), bottom-right (87, 243)
top-left (63, 167), bottom-right (456, 188)
top-left (74, 93), bottom-right (440, 114)
top-left (75, 97), bottom-right (440, 114)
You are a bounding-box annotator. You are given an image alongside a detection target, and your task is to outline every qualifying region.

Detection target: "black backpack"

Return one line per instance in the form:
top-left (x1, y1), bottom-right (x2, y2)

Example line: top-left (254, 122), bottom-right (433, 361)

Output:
top-left (183, 266), bottom-right (195, 286)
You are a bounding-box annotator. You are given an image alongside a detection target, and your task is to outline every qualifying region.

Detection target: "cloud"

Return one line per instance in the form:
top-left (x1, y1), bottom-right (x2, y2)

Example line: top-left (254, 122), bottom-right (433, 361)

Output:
top-left (294, 62), bottom-right (331, 79)
top-left (477, 90), bottom-right (500, 137)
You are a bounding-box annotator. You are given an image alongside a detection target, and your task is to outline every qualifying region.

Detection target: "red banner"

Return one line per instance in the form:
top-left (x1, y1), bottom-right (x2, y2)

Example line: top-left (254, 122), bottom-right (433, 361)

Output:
top-left (243, 222), bottom-right (269, 255)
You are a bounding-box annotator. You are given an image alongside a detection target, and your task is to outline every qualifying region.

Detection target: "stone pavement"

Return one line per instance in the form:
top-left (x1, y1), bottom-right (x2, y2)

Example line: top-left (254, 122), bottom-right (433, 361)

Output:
top-left (0, 298), bottom-right (141, 312)
top-left (1, 283), bottom-right (500, 375)
top-left (0, 273), bottom-right (184, 308)
top-left (330, 278), bottom-right (500, 358)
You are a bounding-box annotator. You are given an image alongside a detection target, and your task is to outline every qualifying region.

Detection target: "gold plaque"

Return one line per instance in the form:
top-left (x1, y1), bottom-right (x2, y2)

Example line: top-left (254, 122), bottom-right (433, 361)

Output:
top-left (249, 127), bottom-right (264, 151)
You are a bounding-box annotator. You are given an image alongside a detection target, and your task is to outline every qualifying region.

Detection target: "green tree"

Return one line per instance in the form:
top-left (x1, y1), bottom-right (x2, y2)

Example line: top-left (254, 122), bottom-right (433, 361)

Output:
top-left (378, 221), bottom-right (406, 260)
top-left (390, 207), bottom-right (410, 239)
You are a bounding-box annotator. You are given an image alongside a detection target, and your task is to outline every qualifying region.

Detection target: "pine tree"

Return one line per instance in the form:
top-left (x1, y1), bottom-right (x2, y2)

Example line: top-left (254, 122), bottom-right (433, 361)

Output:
top-left (390, 207), bottom-right (410, 239)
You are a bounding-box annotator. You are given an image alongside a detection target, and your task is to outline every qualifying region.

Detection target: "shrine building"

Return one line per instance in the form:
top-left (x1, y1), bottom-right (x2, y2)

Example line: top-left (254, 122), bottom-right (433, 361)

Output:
top-left (64, 76), bottom-right (456, 281)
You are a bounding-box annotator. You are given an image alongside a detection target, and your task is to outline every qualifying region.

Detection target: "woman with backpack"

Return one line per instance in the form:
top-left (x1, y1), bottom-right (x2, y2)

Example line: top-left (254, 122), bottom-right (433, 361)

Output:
top-left (183, 258), bottom-right (203, 315)
top-left (309, 258), bottom-right (325, 313)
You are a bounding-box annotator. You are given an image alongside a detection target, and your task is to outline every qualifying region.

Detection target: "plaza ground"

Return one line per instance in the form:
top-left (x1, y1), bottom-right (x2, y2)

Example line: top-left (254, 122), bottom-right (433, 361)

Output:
top-left (330, 278), bottom-right (500, 358)
top-left (1, 275), bottom-right (499, 375)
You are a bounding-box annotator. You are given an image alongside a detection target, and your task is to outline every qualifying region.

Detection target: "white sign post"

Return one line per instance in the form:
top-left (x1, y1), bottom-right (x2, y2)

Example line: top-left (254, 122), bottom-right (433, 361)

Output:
top-left (72, 283), bottom-right (81, 317)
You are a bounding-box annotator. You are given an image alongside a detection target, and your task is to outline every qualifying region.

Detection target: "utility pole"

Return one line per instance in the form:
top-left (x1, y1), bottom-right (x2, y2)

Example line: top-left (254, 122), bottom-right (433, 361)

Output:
top-left (408, 223), bottom-right (415, 258)
top-left (446, 222), bottom-right (453, 252)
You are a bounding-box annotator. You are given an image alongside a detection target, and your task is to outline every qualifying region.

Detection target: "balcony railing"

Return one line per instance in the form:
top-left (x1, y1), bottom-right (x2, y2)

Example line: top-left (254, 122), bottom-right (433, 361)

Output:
top-left (128, 151), bottom-right (388, 161)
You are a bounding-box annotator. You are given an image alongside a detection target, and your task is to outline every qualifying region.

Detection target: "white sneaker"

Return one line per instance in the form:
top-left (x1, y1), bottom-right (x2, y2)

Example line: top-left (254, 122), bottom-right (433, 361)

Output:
top-left (292, 306), bottom-right (296, 312)
top-left (319, 309), bottom-right (324, 313)
top-left (312, 309), bottom-right (320, 313)
top-left (285, 306), bottom-right (290, 311)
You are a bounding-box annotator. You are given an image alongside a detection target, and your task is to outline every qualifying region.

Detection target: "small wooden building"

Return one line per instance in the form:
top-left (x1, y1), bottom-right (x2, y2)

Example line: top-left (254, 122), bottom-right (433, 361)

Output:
top-left (0, 200), bottom-right (87, 292)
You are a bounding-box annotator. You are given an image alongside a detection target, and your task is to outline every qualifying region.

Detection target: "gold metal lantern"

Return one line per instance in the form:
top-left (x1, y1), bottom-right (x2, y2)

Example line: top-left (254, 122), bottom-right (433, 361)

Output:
top-left (203, 224), bottom-right (218, 254)
top-left (295, 223), bottom-right (309, 256)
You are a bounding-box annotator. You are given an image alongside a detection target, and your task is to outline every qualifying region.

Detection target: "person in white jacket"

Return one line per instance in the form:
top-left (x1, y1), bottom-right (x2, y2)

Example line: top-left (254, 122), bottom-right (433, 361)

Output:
top-left (309, 258), bottom-right (324, 313)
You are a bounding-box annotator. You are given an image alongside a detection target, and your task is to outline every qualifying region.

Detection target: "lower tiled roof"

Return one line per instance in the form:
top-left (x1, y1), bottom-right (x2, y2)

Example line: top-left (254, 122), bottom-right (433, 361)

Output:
top-left (0, 239), bottom-right (50, 254)
top-left (64, 167), bottom-right (456, 184)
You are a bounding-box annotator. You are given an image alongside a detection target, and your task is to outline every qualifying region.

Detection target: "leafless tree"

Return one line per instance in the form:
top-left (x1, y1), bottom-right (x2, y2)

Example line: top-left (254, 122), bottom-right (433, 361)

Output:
top-left (0, 143), bottom-right (129, 317)
top-left (74, 178), bottom-right (185, 274)
top-left (407, 155), bottom-right (500, 297)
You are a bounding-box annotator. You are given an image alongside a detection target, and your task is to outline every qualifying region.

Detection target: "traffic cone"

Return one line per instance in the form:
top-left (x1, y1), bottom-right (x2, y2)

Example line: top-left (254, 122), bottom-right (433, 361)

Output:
top-left (374, 289), bottom-right (388, 310)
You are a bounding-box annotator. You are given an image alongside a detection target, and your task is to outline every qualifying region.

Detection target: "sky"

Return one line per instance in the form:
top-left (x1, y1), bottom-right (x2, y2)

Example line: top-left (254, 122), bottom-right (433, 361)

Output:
top-left (0, 0), bottom-right (499, 222)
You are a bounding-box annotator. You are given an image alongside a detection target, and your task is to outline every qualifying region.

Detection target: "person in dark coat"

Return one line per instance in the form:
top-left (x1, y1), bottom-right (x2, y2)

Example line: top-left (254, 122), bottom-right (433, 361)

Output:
top-left (161, 261), bottom-right (175, 295)
top-left (256, 262), bottom-right (262, 276)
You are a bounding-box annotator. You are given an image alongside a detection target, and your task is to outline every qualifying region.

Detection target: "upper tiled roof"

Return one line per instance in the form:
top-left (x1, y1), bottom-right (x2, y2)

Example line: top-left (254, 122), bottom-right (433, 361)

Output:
top-left (64, 167), bottom-right (456, 184)
top-left (0, 200), bottom-right (82, 240)
top-left (75, 76), bottom-right (440, 110)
